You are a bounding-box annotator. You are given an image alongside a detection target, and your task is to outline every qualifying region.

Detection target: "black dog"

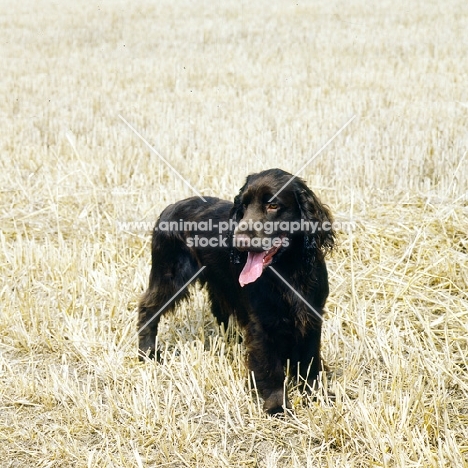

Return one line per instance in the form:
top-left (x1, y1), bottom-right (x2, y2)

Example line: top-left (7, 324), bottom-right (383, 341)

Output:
top-left (138, 168), bottom-right (334, 414)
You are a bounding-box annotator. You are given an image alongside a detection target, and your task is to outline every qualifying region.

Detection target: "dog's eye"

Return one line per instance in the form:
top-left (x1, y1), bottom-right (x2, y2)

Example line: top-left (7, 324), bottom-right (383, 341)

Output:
top-left (266, 203), bottom-right (279, 210)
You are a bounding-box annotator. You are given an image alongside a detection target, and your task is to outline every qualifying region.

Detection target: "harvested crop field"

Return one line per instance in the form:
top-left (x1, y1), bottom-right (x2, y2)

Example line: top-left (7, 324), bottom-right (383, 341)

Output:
top-left (1, 0), bottom-right (467, 466)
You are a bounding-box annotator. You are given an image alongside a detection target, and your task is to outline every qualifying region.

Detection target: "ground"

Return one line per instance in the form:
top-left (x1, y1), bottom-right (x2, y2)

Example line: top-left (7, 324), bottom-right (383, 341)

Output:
top-left (1, 0), bottom-right (467, 466)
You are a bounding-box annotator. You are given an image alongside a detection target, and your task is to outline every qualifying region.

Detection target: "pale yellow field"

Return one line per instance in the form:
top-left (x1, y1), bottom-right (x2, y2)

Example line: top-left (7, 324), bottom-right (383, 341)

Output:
top-left (1, 0), bottom-right (467, 466)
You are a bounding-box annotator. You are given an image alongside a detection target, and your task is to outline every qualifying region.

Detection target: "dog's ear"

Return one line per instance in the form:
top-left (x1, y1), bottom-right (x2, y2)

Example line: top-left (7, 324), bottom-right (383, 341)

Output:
top-left (230, 176), bottom-right (250, 222)
top-left (228, 177), bottom-right (250, 264)
top-left (294, 180), bottom-right (335, 258)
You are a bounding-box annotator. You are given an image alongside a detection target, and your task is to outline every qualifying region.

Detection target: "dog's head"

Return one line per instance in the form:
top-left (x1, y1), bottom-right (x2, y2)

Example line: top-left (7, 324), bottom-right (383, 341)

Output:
top-left (229, 168), bottom-right (334, 286)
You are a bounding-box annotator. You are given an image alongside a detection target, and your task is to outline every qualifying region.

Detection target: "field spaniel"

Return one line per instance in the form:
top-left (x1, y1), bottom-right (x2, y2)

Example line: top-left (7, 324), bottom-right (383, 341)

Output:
top-left (138, 168), bottom-right (334, 414)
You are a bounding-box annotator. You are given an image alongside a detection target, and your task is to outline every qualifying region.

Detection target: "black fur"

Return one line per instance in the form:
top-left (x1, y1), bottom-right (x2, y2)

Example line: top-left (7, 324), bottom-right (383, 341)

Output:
top-left (138, 168), bottom-right (334, 414)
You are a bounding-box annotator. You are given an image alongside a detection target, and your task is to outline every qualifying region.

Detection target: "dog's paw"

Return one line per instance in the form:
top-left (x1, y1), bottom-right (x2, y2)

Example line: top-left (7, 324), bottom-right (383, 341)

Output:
top-left (263, 389), bottom-right (292, 416)
top-left (138, 347), bottom-right (161, 362)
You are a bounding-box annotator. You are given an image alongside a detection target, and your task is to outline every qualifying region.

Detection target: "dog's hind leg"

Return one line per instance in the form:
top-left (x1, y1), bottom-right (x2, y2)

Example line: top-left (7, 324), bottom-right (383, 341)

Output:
top-left (295, 325), bottom-right (323, 393)
top-left (138, 231), bottom-right (199, 360)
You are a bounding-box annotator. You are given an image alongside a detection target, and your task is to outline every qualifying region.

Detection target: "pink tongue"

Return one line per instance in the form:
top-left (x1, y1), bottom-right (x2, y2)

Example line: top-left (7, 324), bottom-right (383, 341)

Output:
top-left (239, 251), bottom-right (266, 287)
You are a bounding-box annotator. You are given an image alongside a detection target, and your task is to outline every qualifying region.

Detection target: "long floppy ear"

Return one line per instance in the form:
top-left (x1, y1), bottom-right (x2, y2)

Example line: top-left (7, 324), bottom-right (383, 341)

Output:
top-left (230, 176), bottom-right (250, 221)
top-left (228, 177), bottom-right (250, 264)
top-left (294, 180), bottom-right (335, 258)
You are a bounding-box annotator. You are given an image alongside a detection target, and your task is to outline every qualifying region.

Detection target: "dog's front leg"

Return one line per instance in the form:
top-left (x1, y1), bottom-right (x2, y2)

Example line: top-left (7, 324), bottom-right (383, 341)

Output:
top-left (245, 321), bottom-right (291, 415)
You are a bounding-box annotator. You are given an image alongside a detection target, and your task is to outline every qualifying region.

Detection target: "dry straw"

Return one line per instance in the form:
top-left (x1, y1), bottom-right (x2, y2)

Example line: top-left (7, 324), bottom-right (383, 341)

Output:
top-left (1, 0), bottom-right (467, 466)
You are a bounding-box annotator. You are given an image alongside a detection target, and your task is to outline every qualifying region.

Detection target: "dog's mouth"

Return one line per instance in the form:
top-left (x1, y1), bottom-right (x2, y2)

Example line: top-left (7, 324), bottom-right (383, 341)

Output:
top-left (239, 243), bottom-right (282, 287)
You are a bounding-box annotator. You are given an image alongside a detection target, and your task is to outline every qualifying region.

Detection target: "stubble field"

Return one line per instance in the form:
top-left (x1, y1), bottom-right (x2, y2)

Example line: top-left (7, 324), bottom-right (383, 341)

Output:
top-left (1, 0), bottom-right (467, 466)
